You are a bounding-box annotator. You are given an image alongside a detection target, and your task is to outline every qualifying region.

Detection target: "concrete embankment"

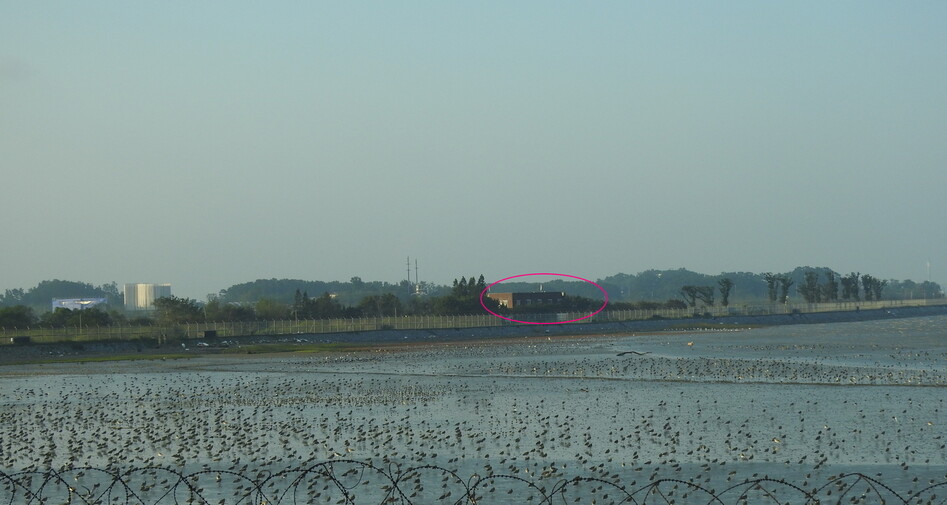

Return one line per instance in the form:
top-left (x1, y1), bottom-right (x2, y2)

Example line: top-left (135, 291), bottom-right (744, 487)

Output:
top-left (309, 303), bottom-right (947, 345)
top-left (3, 304), bottom-right (946, 365)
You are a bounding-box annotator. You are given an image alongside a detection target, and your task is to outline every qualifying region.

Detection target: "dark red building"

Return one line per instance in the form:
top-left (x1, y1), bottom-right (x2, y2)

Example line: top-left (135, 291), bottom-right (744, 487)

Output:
top-left (486, 291), bottom-right (565, 309)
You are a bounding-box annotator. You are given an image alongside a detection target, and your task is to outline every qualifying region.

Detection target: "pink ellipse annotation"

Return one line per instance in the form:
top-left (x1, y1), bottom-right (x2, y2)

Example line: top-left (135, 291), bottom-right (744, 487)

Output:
top-left (478, 273), bottom-right (609, 325)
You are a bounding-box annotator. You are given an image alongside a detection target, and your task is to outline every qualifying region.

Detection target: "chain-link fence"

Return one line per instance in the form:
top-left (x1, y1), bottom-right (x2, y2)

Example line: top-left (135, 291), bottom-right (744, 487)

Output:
top-left (2, 298), bottom-right (943, 345)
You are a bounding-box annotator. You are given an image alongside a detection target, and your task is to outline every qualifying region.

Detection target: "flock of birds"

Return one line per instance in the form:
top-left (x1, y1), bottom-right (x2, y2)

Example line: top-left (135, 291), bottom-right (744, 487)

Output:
top-left (2, 323), bottom-right (947, 504)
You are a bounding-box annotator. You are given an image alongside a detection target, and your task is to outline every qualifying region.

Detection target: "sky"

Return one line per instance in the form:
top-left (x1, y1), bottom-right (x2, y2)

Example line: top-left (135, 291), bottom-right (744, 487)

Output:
top-left (2, 2), bottom-right (946, 300)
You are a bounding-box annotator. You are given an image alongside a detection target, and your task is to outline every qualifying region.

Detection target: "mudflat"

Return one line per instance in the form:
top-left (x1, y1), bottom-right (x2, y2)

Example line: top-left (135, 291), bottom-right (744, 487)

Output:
top-left (2, 315), bottom-right (945, 504)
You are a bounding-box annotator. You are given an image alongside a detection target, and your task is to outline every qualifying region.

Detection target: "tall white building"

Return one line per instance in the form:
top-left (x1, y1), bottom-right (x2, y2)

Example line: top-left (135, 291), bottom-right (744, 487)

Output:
top-left (124, 283), bottom-right (171, 311)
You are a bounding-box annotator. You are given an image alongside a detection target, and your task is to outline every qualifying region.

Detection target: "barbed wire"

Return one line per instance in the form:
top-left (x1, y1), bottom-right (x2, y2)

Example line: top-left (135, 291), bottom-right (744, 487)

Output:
top-left (2, 460), bottom-right (945, 505)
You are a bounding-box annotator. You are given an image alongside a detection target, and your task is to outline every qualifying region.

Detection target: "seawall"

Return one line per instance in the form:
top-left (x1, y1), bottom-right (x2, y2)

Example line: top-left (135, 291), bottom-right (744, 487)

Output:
top-left (4, 304), bottom-right (946, 365)
top-left (309, 304), bottom-right (947, 345)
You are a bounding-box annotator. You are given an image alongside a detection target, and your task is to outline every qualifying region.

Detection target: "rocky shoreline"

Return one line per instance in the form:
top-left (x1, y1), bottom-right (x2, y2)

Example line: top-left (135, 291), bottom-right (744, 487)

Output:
top-left (3, 304), bottom-right (946, 365)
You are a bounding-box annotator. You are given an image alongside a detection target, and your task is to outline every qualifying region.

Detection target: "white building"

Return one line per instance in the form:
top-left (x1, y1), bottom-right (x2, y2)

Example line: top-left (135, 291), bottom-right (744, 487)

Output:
top-left (124, 283), bottom-right (171, 311)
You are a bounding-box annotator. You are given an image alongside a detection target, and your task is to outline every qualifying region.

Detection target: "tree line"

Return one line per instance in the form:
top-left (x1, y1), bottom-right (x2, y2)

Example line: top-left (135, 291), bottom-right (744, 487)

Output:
top-left (0, 273), bottom-right (609, 328)
top-left (599, 268), bottom-right (942, 304)
top-left (676, 278), bottom-right (736, 308)
top-left (0, 275), bottom-right (497, 328)
top-left (1, 268), bottom-right (943, 328)
top-left (674, 269), bottom-right (895, 308)
top-left (0, 280), bottom-right (122, 311)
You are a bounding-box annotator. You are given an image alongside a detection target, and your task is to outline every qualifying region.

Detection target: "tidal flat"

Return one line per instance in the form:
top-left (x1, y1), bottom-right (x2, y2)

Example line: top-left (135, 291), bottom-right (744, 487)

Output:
top-left (2, 316), bottom-right (946, 504)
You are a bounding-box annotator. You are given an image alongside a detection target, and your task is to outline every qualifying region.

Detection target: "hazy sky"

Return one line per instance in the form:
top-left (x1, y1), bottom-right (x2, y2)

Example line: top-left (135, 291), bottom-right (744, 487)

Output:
top-left (3, 2), bottom-right (946, 299)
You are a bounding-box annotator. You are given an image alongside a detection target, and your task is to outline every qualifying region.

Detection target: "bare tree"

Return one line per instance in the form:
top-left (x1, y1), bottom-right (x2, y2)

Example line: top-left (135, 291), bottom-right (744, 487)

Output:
top-left (695, 286), bottom-right (715, 306)
top-left (679, 286), bottom-right (699, 308)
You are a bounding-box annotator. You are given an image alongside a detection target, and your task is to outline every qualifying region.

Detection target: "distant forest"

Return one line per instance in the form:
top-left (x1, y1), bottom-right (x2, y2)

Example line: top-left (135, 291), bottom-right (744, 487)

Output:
top-left (0, 268), bottom-right (943, 328)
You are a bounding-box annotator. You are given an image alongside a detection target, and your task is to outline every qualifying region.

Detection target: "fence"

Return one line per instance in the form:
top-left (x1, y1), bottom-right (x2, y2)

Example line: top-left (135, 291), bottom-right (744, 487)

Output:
top-left (2, 462), bottom-right (945, 505)
top-left (2, 298), bottom-right (945, 346)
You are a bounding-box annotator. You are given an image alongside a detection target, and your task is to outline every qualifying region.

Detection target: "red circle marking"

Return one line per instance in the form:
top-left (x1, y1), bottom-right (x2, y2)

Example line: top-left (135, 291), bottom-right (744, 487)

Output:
top-left (479, 273), bottom-right (609, 325)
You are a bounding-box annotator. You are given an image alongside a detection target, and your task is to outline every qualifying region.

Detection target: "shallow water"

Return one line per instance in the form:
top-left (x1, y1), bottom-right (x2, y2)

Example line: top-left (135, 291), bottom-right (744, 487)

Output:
top-left (2, 316), bottom-right (946, 504)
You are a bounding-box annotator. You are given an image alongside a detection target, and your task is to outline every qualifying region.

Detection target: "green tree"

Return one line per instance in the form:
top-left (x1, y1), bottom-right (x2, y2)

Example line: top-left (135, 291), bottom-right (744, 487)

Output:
top-left (218, 279), bottom-right (341, 305)
top-left (861, 274), bottom-right (886, 301)
top-left (379, 293), bottom-right (403, 316)
top-left (798, 271), bottom-right (821, 303)
top-left (153, 296), bottom-right (203, 324)
top-left (358, 293), bottom-right (403, 317)
top-left (204, 299), bottom-right (255, 321)
top-left (861, 274), bottom-right (874, 301)
top-left (98, 282), bottom-right (122, 306)
top-left (762, 273), bottom-right (779, 303)
top-left (870, 278), bottom-right (887, 300)
top-left (821, 271), bottom-right (839, 302)
top-left (919, 281), bottom-right (944, 298)
top-left (292, 289), bottom-right (311, 319)
top-left (717, 278), bottom-right (734, 307)
top-left (312, 292), bottom-right (345, 318)
top-left (0, 305), bottom-right (36, 328)
top-left (0, 280), bottom-right (120, 311)
top-left (40, 308), bottom-right (73, 327)
top-left (430, 274), bottom-right (498, 315)
top-left (778, 275), bottom-right (794, 304)
top-left (41, 307), bottom-right (112, 328)
top-left (842, 272), bottom-right (860, 301)
top-left (0, 288), bottom-right (25, 306)
top-left (293, 289), bottom-right (304, 311)
top-left (255, 298), bottom-right (290, 320)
